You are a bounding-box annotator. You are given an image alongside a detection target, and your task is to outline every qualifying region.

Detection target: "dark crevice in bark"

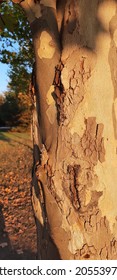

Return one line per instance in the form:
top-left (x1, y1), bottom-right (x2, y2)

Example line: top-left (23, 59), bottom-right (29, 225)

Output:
top-left (67, 164), bottom-right (81, 210)
top-left (32, 144), bottom-right (61, 259)
top-left (52, 61), bottom-right (66, 124)
top-left (56, 0), bottom-right (67, 46)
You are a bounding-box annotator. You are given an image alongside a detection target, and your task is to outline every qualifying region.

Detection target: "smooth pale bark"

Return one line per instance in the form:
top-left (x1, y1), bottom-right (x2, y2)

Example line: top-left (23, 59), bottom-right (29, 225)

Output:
top-left (14, 0), bottom-right (117, 259)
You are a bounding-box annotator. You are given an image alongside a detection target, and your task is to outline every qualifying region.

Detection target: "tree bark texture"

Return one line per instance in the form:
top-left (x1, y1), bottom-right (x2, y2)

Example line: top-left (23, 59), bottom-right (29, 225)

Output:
top-left (19, 0), bottom-right (117, 259)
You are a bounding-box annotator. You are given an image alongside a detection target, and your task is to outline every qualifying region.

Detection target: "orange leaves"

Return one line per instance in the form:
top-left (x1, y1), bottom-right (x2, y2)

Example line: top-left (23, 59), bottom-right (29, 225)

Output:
top-left (0, 133), bottom-right (37, 258)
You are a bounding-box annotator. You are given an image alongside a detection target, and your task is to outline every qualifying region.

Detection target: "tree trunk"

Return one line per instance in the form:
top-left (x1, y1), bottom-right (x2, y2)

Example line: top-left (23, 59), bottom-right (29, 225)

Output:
top-left (18, 0), bottom-right (117, 259)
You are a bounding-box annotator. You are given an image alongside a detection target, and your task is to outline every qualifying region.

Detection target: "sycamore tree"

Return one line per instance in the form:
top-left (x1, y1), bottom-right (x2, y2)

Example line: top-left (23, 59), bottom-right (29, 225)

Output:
top-left (1, 0), bottom-right (117, 260)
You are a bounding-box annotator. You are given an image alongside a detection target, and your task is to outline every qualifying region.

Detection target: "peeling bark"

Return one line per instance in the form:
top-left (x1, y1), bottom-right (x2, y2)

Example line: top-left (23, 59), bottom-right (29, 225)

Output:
top-left (16, 0), bottom-right (117, 259)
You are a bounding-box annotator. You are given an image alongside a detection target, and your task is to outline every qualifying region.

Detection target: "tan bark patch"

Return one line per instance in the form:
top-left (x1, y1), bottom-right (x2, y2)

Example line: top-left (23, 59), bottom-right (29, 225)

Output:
top-left (85, 190), bottom-right (92, 206)
top-left (82, 2), bottom-right (117, 233)
top-left (113, 29), bottom-right (117, 46)
top-left (97, 0), bottom-right (116, 32)
top-left (68, 223), bottom-right (84, 254)
top-left (63, 1), bottom-right (117, 232)
top-left (46, 103), bottom-right (56, 124)
top-left (20, 0), bottom-right (42, 23)
top-left (38, 31), bottom-right (55, 59)
top-left (46, 85), bottom-right (54, 105)
top-left (113, 98), bottom-right (117, 134)
top-left (40, 0), bottom-right (56, 9)
top-left (27, 0), bottom-right (41, 18)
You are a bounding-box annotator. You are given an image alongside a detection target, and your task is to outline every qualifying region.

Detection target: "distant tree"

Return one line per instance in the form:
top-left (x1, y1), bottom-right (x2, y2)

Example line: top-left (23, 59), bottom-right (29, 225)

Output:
top-left (0, 0), bottom-right (34, 95)
top-left (0, 1), bottom-right (33, 129)
top-left (8, 64), bottom-right (31, 94)
top-left (0, 94), bottom-right (5, 125)
top-left (0, 94), bottom-right (4, 105)
top-left (0, 91), bottom-right (32, 128)
top-left (17, 91), bottom-right (32, 130)
top-left (0, 91), bottom-right (20, 126)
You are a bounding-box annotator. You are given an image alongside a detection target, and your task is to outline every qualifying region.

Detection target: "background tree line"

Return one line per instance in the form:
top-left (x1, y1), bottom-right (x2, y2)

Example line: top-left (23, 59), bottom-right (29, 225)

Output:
top-left (0, 0), bottom-right (33, 130)
top-left (0, 91), bottom-right (32, 129)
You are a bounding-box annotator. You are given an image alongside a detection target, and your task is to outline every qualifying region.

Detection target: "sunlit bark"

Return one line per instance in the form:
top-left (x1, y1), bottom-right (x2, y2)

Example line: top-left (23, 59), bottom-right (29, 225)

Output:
top-left (12, 0), bottom-right (117, 259)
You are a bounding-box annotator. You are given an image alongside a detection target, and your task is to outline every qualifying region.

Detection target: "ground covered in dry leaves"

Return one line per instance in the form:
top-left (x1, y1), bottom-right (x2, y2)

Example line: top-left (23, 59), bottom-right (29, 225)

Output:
top-left (0, 132), bottom-right (37, 259)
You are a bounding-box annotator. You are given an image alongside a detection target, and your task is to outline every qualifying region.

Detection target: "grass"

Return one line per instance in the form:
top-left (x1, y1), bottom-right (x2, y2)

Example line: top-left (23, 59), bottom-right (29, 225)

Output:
top-left (0, 131), bottom-right (32, 148)
top-left (0, 132), bottom-right (10, 142)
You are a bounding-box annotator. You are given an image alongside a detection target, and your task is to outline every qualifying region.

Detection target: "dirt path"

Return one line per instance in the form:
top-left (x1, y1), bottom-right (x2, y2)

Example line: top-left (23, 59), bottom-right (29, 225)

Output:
top-left (0, 133), bottom-right (37, 259)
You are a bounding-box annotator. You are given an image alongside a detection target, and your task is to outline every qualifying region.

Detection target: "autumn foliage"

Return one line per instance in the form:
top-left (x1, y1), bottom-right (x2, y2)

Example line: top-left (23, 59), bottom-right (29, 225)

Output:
top-left (0, 91), bottom-right (32, 129)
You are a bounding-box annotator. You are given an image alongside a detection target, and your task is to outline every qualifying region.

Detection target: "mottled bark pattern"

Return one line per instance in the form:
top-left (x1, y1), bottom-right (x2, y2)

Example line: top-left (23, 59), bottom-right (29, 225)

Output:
top-left (18, 0), bottom-right (117, 259)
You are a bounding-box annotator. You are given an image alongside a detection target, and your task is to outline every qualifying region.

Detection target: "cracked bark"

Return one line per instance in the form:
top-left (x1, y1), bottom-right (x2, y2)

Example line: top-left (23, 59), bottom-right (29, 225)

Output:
top-left (14, 0), bottom-right (117, 259)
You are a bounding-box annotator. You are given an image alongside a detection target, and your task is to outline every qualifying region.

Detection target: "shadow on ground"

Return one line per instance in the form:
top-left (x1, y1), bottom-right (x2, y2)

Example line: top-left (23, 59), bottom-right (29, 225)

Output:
top-left (0, 131), bottom-right (32, 149)
top-left (0, 203), bottom-right (37, 260)
top-left (0, 132), bottom-right (11, 143)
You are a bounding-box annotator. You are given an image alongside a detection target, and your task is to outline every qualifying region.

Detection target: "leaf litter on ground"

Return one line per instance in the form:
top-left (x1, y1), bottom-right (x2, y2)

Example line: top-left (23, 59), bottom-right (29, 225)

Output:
top-left (0, 131), bottom-right (37, 259)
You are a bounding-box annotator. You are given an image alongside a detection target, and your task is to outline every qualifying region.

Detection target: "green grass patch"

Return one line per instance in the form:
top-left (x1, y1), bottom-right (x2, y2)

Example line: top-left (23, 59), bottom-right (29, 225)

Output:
top-left (0, 131), bottom-right (32, 148)
top-left (0, 132), bottom-right (10, 142)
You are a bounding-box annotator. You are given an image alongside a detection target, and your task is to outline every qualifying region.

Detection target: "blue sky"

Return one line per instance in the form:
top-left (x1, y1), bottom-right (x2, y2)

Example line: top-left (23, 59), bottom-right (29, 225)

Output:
top-left (0, 62), bottom-right (10, 94)
top-left (0, 40), bottom-right (19, 95)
